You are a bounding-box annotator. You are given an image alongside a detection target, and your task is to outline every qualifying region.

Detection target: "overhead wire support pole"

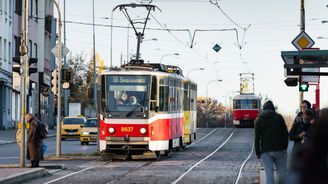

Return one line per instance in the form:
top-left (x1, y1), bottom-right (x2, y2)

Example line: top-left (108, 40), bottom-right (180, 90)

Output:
top-left (92, 0), bottom-right (97, 119)
top-left (299, 0), bottom-right (305, 105)
top-left (20, 0), bottom-right (29, 168)
top-left (53, 0), bottom-right (63, 158)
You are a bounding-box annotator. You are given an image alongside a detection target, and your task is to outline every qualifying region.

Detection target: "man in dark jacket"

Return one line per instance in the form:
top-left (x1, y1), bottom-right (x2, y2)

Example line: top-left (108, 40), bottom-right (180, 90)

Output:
top-left (26, 113), bottom-right (44, 167)
top-left (254, 100), bottom-right (289, 184)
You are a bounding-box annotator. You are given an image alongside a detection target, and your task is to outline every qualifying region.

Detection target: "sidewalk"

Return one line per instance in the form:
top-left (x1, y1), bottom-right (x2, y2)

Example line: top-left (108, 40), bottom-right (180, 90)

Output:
top-left (0, 129), bottom-right (57, 145)
top-left (0, 167), bottom-right (48, 184)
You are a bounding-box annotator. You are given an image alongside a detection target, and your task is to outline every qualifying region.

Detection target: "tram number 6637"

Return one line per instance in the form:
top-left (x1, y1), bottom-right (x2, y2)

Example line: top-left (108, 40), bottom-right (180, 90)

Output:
top-left (121, 127), bottom-right (134, 132)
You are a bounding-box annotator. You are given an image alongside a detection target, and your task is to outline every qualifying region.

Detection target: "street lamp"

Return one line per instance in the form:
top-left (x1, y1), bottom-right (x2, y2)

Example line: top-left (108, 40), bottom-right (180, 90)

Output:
top-left (160, 53), bottom-right (180, 63)
top-left (317, 36), bottom-right (328, 39)
top-left (186, 67), bottom-right (205, 78)
top-left (205, 79), bottom-right (223, 128)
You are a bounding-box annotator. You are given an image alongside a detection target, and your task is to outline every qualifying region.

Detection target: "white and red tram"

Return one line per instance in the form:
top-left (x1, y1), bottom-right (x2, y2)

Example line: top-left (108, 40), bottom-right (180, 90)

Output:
top-left (232, 94), bottom-right (261, 128)
top-left (98, 63), bottom-right (197, 158)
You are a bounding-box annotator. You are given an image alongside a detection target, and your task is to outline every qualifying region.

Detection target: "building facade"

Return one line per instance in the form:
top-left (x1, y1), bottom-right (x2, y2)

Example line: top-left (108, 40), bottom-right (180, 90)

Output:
top-left (0, 0), bottom-right (14, 129)
top-left (12, 0), bottom-right (56, 128)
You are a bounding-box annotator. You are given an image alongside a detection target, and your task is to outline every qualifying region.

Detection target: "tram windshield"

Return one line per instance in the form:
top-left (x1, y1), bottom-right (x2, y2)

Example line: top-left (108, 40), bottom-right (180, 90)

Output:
top-left (233, 99), bottom-right (259, 110)
top-left (103, 75), bottom-right (150, 118)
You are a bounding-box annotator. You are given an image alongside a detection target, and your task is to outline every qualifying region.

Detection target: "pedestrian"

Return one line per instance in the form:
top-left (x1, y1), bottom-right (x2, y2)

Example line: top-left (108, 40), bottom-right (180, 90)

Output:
top-left (299, 108), bottom-right (328, 184)
top-left (254, 100), bottom-right (289, 184)
top-left (26, 113), bottom-right (44, 168)
top-left (289, 105), bottom-right (314, 169)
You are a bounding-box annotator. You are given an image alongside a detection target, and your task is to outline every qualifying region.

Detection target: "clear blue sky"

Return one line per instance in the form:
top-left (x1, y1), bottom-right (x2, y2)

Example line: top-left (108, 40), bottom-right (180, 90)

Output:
top-left (59, 0), bottom-right (328, 114)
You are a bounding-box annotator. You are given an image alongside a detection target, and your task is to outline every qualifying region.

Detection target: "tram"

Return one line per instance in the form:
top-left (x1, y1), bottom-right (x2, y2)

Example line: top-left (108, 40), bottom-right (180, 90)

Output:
top-left (232, 94), bottom-right (261, 128)
top-left (98, 63), bottom-right (197, 159)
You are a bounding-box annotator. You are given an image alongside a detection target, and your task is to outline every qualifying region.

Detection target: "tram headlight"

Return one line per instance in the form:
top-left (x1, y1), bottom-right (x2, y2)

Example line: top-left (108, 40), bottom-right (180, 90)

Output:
top-left (109, 127), bottom-right (115, 134)
top-left (82, 132), bottom-right (89, 135)
top-left (140, 128), bottom-right (147, 134)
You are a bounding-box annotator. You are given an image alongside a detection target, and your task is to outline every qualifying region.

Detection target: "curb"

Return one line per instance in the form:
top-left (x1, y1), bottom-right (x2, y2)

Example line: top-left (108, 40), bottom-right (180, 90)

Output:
top-left (0, 134), bottom-right (56, 145)
top-left (0, 141), bottom-right (16, 145)
top-left (0, 168), bottom-right (48, 184)
top-left (45, 155), bottom-right (101, 161)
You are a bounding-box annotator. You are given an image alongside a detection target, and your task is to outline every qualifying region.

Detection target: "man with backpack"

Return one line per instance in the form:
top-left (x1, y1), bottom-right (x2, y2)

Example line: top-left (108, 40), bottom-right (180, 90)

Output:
top-left (26, 113), bottom-right (48, 167)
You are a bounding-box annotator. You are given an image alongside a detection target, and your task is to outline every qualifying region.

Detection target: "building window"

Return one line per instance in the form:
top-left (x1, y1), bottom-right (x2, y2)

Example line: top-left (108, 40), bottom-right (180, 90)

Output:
top-left (33, 0), bottom-right (37, 20)
top-left (0, 0), bottom-right (3, 13)
top-left (15, 0), bottom-right (22, 15)
top-left (33, 43), bottom-right (37, 58)
top-left (0, 37), bottom-right (2, 60)
top-left (29, 40), bottom-right (32, 58)
top-left (14, 36), bottom-right (20, 57)
top-left (4, 0), bottom-right (7, 14)
top-left (8, 42), bottom-right (11, 64)
top-left (4, 39), bottom-right (7, 61)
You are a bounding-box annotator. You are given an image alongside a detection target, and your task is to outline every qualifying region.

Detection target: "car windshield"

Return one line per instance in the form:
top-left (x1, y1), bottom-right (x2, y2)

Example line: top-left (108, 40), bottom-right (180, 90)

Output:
top-left (63, 118), bottom-right (85, 125)
top-left (104, 75), bottom-right (150, 117)
top-left (84, 119), bottom-right (97, 127)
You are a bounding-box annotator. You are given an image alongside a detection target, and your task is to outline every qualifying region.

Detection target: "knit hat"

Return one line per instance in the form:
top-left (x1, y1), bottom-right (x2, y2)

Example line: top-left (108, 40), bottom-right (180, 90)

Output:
top-left (263, 100), bottom-right (275, 111)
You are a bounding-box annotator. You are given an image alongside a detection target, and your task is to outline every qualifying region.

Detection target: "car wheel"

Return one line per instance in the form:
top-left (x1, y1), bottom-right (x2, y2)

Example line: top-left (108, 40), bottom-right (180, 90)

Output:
top-left (61, 138), bottom-right (65, 141)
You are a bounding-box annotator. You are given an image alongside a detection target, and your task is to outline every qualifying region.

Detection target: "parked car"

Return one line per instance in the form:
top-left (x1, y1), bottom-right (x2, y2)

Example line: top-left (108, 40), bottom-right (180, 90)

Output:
top-left (61, 116), bottom-right (87, 140)
top-left (80, 118), bottom-right (98, 145)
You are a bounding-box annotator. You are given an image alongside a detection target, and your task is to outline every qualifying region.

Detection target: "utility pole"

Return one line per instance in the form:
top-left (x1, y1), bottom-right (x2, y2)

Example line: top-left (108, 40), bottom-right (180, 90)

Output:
top-left (19, 0), bottom-right (29, 168)
top-left (53, 0), bottom-right (63, 157)
top-left (63, 0), bottom-right (68, 117)
top-left (92, 0), bottom-right (97, 115)
top-left (299, 0), bottom-right (305, 105)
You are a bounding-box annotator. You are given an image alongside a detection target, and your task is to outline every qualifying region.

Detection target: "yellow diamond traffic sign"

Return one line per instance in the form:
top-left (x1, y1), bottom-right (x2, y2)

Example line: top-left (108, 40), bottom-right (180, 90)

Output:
top-left (292, 31), bottom-right (315, 51)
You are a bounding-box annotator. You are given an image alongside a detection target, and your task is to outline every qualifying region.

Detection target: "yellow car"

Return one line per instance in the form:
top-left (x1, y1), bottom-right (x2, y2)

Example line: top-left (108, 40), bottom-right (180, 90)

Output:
top-left (80, 118), bottom-right (98, 145)
top-left (61, 116), bottom-right (87, 140)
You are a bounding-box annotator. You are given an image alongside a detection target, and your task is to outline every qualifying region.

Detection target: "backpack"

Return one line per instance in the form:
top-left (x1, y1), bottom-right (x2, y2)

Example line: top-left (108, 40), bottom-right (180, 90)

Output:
top-left (37, 120), bottom-right (48, 139)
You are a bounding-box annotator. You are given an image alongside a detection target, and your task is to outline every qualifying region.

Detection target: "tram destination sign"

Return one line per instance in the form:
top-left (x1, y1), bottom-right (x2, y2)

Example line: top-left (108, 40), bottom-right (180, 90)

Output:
top-left (111, 76), bottom-right (148, 84)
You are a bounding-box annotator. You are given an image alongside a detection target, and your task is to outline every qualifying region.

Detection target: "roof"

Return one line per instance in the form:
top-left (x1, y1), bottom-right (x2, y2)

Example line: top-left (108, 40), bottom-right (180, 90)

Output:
top-left (233, 94), bottom-right (261, 100)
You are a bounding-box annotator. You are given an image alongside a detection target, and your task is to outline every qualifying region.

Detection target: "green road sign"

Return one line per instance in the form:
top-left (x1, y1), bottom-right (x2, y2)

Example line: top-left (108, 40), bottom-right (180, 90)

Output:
top-left (213, 44), bottom-right (221, 53)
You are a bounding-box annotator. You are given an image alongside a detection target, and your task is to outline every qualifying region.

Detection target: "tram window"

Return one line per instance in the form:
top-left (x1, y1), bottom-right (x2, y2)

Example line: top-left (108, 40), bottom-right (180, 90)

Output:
top-left (150, 76), bottom-right (157, 111)
top-left (184, 89), bottom-right (190, 111)
top-left (159, 86), bottom-right (168, 111)
top-left (233, 100), bottom-right (241, 109)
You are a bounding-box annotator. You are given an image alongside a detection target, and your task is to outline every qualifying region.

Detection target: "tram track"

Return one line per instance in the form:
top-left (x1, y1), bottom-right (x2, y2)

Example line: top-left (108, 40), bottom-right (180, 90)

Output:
top-left (171, 128), bottom-right (255, 184)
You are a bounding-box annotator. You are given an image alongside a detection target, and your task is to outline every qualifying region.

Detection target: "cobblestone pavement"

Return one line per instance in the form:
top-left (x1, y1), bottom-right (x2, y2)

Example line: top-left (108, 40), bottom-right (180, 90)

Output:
top-left (21, 128), bottom-right (260, 184)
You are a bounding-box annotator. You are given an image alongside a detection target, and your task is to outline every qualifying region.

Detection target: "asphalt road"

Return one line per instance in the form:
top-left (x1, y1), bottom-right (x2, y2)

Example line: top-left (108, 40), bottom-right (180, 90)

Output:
top-left (18, 128), bottom-right (260, 184)
top-left (0, 137), bottom-right (97, 165)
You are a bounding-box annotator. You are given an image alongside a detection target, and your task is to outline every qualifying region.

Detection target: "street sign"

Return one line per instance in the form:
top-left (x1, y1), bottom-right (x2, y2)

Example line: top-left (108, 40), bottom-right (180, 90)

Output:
top-left (292, 31), bottom-right (315, 51)
top-left (213, 44), bottom-right (221, 53)
top-left (51, 43), bottom-right (70, 58)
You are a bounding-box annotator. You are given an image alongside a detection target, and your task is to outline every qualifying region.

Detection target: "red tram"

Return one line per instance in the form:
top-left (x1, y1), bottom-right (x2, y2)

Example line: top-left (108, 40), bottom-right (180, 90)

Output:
top-left (232, 94), bottom-right (261, 128)
top-left (98, 63), bottom-right (197, 159)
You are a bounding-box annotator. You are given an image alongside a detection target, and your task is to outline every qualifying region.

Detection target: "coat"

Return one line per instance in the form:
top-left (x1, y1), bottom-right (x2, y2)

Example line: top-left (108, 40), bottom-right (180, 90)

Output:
top-left (26, 118), bottom-right (44, 161)
top-left (254, 110), bottom-right (289, 156)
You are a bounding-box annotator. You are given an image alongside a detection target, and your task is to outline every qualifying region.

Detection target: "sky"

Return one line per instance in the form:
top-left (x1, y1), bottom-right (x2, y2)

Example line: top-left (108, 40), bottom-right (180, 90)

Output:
top-left (58, 0), bottom-right (328, 115)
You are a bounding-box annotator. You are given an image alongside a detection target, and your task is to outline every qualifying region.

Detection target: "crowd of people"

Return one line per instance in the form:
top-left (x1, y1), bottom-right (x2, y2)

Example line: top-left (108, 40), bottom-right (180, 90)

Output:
top-left (255, 100), bottom-right (328, 184)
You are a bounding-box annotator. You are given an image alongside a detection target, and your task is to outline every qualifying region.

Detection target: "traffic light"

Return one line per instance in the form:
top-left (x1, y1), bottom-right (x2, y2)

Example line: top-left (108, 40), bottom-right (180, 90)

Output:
top-left (51, 69), bottom-right (59, 94)
top-left (12, 57), bottom-right (38, 75)
top-left (284, 78), bottom-right (298, 87)
top-left (299, 82), bottom-right (309, 92)
top-left (61, 69), bottom-right (72, 83)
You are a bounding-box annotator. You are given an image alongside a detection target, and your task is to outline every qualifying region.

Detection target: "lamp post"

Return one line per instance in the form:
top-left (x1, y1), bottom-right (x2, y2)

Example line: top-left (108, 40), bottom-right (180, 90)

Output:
top-left (160, 53), bottom-right (180, 63)
top-left (224, 91), bottom-right (240, 128)
top-left (186, 67), bottom-right (205, 78)
top-left (205, 79), bottom-right (223, 128)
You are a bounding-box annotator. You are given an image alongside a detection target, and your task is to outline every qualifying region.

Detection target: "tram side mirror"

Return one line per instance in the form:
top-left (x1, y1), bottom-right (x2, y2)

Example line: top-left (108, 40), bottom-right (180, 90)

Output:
top-left (80, 125), bottom-right (84, 128)
top-left (155, 106), bottom-right (160, 113)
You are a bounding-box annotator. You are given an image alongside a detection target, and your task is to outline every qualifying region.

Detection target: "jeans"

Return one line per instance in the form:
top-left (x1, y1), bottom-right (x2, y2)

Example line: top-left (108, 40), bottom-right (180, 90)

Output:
top-left (261, 150), bottom-right (287, 184)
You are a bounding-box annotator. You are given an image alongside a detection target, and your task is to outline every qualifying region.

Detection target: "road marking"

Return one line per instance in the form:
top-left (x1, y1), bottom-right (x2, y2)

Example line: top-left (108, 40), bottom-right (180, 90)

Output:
top-left (171, 129), bottom-right (236, 184)
top-left (44, 166), bottom-right (97, 184)
top-left (191, 128), bottom-right (218, 145)
top-left (234, 139), bottom-right (255, 184)
top-left (0, 157), bottom-right (19, 159)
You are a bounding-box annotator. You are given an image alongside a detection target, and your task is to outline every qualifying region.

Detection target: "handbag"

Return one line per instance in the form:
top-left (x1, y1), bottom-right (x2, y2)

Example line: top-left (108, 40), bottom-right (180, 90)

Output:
top-left (41, 144), bottom-right (48, 155)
